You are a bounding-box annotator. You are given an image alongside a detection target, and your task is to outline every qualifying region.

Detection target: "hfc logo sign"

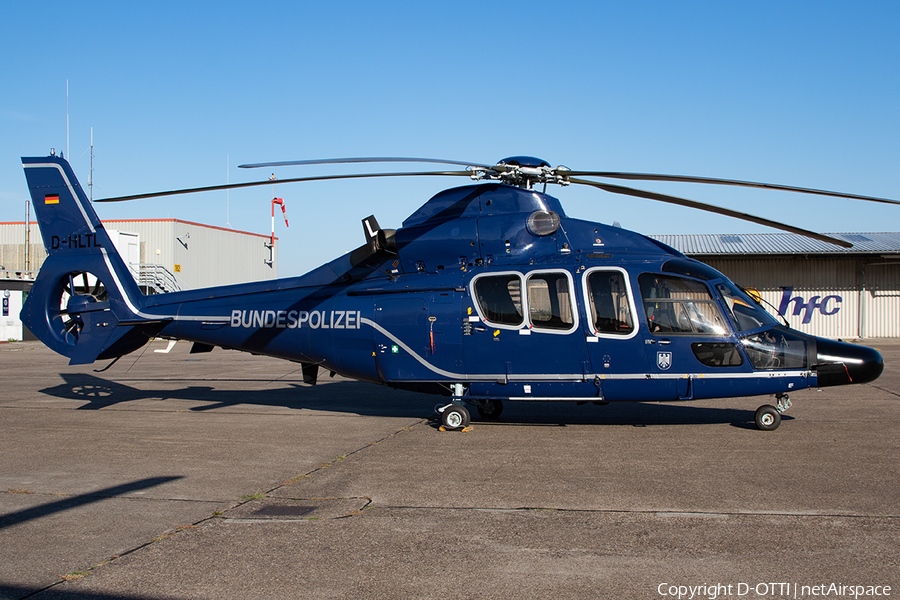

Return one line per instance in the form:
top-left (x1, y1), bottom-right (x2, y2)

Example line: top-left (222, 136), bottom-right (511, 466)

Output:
top-left (778, 287), bottom-right (842, 324)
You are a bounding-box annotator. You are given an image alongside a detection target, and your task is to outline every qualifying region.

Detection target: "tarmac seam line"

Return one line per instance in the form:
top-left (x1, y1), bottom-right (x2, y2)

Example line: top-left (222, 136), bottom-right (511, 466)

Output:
top-left (870, 384), bottom-right (900, 398)
top-left (366, 504), bottom-right (900, 520)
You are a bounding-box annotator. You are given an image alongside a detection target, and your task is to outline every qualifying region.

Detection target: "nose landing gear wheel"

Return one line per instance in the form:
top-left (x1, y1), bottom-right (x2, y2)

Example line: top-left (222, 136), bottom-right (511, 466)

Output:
top-left (754, 404), bottom-right (781, 431)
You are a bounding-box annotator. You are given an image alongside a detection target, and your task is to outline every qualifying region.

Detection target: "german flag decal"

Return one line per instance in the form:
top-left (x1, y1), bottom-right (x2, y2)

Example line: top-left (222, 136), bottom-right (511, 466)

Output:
top-left (44, 194), bottom-right (60, 204)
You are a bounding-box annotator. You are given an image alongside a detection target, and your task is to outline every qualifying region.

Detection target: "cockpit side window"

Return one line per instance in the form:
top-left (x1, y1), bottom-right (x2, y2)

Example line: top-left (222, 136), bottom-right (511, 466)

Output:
top-left (639, 273), bottom-right (729, 336)
top-left (473, 273), bottom-right (524, 327)
top-left (586, 269), bottom-right (635, 336)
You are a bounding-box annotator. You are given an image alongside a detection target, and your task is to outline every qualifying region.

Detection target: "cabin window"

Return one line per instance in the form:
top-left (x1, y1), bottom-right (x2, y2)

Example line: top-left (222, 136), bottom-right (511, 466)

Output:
top-left (639, 273), bottom-right (729, 336)
top-left (586, 269), bottom-right (634, 336)
top-left (526, 271), bottom-right (576, 331)
top-left (472, 273), bottom-right (524, 327)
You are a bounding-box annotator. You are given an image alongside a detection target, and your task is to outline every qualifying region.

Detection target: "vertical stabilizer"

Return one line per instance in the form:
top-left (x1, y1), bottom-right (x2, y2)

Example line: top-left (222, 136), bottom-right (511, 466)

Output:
top-left (20, 154), bottom-right (152, 364)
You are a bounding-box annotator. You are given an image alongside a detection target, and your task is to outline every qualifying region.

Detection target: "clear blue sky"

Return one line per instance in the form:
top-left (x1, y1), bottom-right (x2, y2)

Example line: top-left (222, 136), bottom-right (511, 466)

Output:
top-left (2, 1), bottom-right (898, 276)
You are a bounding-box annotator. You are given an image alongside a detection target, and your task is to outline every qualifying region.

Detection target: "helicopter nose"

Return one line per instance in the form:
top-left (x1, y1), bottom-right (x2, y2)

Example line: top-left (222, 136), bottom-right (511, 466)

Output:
top-left (814, 338), bottom-right (884, 387)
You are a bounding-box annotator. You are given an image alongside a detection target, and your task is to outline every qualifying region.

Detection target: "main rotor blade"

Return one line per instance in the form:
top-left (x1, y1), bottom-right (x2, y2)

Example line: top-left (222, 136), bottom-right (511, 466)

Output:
top-left (95, 170), bottom-right (473, 202)
top-left (239, 157), bottom-right (495, 170)
top-left (569, 177), bottom-right (854, 248)
top-left (567, 171), bottom-right (900, 206)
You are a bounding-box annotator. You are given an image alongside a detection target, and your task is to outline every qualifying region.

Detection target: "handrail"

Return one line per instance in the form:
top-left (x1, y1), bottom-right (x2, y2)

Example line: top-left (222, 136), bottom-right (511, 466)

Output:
top-left (130, 264), bottom-right (189, 294)
top-left (0, 270), bottom-right (39, 280)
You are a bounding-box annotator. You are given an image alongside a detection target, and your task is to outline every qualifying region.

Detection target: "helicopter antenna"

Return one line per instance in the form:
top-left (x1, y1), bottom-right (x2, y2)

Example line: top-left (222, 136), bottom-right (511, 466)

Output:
top-left (66, 80), bottom-right (69, 160)
top-left (89, 127), bottom-right (93, 202)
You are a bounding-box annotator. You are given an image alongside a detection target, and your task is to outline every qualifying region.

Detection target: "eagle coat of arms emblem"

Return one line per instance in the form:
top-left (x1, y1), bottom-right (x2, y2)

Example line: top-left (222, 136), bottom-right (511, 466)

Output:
top-left (657, 351), bottom-right (673, 370)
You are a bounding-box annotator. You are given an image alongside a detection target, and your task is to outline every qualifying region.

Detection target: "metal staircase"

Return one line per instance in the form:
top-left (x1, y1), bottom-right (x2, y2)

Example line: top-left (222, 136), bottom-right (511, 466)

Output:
top-left (132, 264), bottom-right (187, 295)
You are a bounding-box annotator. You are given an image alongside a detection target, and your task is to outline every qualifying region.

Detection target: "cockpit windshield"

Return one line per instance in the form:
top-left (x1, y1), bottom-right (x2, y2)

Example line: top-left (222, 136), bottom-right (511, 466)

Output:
top-left (714, 280), bottom-right (780, 332)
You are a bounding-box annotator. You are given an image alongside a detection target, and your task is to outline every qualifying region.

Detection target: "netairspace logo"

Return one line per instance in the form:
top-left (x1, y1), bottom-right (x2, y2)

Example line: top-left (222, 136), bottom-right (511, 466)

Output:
top-left (657, 582), bottom-right (891, 599)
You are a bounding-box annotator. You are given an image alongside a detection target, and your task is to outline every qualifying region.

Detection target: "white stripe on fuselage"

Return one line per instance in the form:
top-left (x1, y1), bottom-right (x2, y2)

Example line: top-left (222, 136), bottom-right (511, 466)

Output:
top-left (361, 317), bottom-right (809, 383)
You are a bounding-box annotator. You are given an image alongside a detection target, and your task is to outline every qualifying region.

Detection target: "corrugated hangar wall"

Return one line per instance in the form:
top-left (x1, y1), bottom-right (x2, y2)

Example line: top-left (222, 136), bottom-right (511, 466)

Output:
top-left (701, 256), bottom-right (900, 339)
top-left (0, 222), bottom-right (45, 276)
top-left (0, 219), bottom-right (277, 289)
top-left (4, 220), bottom-right (899, 338)
top-left (103, 220), bottom-right (277, 289)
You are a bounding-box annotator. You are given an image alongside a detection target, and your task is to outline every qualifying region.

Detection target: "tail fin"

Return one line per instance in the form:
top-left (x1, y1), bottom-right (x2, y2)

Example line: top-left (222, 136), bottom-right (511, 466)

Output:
top-left (21, 154), bottom-right (155, 364)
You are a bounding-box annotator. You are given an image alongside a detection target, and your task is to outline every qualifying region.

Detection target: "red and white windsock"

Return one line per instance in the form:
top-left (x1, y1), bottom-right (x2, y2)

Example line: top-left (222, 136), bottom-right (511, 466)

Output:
top-left (271, 197), bottom-right (288, 245)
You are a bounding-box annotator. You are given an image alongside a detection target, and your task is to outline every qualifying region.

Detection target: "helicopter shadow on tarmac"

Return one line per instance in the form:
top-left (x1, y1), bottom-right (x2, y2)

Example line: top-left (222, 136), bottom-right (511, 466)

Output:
top-left (38, 372), bottom-right (429, 418)
top-left (37, 372), bottom-right (781, 429)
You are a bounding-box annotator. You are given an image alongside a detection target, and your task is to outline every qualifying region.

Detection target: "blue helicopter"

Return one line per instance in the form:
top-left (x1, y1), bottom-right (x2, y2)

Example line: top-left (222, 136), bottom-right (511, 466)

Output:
top-left (20, 153), bottom-right (893, 431)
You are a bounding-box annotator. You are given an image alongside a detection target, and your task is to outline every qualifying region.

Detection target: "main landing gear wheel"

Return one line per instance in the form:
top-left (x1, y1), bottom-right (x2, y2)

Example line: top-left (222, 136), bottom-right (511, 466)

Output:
top-left (440, 404), bottom-right (471, 430)
top-left (476, 399), bottom-right (503, 419)
top-left (754, 404), bottom-right (781, 431)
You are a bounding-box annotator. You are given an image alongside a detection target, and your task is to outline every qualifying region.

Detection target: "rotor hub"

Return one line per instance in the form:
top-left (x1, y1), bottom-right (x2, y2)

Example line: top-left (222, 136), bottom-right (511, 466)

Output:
top-left (469, 157), bottom-right (571, 189)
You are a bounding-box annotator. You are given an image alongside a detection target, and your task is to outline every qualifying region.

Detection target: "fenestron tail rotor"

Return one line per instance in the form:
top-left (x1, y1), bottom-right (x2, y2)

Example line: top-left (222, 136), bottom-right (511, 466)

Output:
top-left (94, 155), bottom-right (899, 248)
top-left (56, 272), bottom-right (109, 345)
top-left (60, 274), bottom-right (83, 341)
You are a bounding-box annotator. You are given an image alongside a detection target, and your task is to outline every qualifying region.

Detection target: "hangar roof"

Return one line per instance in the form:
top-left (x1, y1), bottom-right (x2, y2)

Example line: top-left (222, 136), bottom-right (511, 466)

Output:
top-left (649, 232), bottom-right (900, 256)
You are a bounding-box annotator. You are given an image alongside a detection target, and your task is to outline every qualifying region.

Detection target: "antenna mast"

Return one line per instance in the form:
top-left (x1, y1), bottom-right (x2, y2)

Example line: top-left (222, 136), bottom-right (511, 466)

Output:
top-left (66, 80), bottom-right (69, 159)
top-left (89, 127), bottom-right (93, 202)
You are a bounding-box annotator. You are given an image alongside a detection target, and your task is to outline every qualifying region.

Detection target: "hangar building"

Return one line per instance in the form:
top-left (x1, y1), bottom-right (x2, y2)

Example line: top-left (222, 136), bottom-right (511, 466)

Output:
top-left (1, 218), bottom-right (277, 290)
top-left (651, 232), bottom-right (900, 339)
top-left (2, 218), bottom-right (898, 341)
